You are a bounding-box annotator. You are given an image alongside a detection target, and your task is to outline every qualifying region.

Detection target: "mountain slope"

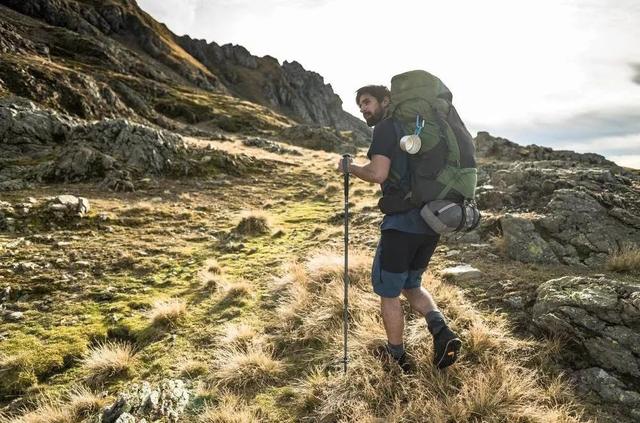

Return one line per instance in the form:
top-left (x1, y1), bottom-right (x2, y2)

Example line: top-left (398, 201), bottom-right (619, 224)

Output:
top-left (0, 0), bottom-right (370, 141)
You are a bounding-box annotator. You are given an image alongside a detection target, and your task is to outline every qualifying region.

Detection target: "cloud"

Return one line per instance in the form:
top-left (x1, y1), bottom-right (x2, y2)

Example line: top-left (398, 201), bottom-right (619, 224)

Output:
top-left (607, 154), bottom-right (640, 169)
top-left (633, 63), bottom-right (640, 84)
top-left (478, 106), bottom-right (640, 145)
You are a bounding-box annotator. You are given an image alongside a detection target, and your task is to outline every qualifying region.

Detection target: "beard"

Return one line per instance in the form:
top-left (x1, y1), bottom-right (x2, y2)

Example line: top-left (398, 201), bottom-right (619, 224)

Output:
top-left (363, 107), bottom-right (384, 127)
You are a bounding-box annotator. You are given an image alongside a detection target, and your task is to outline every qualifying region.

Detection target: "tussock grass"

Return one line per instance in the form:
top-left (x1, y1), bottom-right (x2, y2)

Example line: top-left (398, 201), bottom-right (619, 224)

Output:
top-left (323, 183), bottom-right (340, 196)
top-left (607, 244), bottom-right (640, 273)
top-left (305, 249), bottom-right (371, 289)
top-left (4, 386), bottom-right (106, 423)
top-left (234, 211), bottom-right (271, 236)
top-left (219, 323), bottom-right (257, 349)
top-left (82, 341), bottom-right (136, 381)
top-left (178, 359), bottom-right (209, 379)
top-left (200, 258), bottom-right (224, 292)
top-left (150, 298), bottom-right (187, 326)
top-left (223, 280), bottom-right (252, 299)
top-left (211, 345), bottom-right (284, 392)
top-left (266, 250), bottom-right (586, 422)
top-left (199, 392), bottom-right (260, 423)
top-left (490, 233), bottom-right (508, 256)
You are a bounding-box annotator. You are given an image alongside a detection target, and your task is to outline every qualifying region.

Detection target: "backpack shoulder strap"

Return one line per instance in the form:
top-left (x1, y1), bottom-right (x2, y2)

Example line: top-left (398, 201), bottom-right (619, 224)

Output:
top-left (387, 118), bottom-right (405, 186)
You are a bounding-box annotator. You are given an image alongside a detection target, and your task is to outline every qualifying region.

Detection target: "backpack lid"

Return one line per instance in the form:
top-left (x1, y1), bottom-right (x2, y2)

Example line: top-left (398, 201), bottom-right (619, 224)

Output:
top-left (390, 70), bottom-right (452, 109)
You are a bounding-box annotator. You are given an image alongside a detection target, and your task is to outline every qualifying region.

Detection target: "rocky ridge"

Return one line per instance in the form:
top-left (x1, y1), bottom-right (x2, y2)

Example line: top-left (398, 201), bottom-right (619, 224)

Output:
top-left (474, 132), bottom-right (640, 268)
top-left (0, 96), bottom-right (263, 192)
top-left (175, 35), bottom-right (371, 144)
top-left (0, 0), bottom-right (370, 141)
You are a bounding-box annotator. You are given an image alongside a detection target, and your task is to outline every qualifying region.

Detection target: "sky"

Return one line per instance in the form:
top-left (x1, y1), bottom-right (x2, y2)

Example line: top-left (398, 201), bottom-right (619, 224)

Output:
top-left (138, 0), bottom-right (640, 169)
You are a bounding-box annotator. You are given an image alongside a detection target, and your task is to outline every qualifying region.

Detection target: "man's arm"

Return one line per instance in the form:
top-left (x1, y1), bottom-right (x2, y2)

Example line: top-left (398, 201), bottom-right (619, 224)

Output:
top-left (347, 154), bottom-right (391, 184)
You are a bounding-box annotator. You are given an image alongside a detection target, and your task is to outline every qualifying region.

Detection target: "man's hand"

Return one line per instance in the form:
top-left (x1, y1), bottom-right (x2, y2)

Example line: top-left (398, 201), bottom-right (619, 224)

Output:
top-left (337, 156), bottom-right (353, 174)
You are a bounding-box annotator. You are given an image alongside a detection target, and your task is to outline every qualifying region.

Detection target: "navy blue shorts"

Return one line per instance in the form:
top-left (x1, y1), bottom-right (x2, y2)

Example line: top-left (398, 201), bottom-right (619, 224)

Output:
top-left (371, 229), bottom-right (440, 298)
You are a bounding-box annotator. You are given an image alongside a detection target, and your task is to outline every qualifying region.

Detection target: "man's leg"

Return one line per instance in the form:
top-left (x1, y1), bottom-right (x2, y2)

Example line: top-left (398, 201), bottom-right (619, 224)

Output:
top-left (402, 286), bottom-right (438, 316)
top-left (381, 296), bottom-right (404, 345)
top-left (371, 230), bottom-right (413, 367)
top-left (401, 236), bottom-right (462, 369)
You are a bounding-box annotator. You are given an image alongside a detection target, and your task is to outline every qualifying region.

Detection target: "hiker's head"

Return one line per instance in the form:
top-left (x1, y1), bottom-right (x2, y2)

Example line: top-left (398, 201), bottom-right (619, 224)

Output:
top-left (356, 85), bottom-right (390, 127)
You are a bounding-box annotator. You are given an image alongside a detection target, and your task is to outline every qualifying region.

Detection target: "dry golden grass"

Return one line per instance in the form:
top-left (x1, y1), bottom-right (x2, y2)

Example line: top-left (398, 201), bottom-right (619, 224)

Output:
top-left (234, 210), bottom-right (271, 236)
top-left (305, 249), bottom-right (371, 289)
top-left (6, 386), bottom-right (107, 423)
top-left (607, 245), bottom-right (640, 273)
top-left (276, 264), bottom-right (379, 347)
top-left (266, 251), bottom-right (587, 423)
top-left (223, 280), bottom-right (252, 299)
top-left (82, 341), bottom-right (136, 381)
top-left (212, 345), bottom-right (284, 391)
top-left (150, 298), bottom-right (187, 326)
top-left (199, 392), bottom-right (260, 423)
top-left (219, 323), bottom-right (257, 349)
top-left (323, 183), bottom-right (340, 196)
top-left (490, 233), bottom-right (509, 257)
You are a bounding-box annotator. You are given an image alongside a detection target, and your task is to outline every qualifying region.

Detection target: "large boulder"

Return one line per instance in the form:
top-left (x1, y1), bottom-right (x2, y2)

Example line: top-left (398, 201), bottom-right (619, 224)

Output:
top-left (539, 189), bottom-right (640, 266)
top-left (532, 276), bottom-right (640, 418)
top-left (500, 213), bottom-right (559, 264)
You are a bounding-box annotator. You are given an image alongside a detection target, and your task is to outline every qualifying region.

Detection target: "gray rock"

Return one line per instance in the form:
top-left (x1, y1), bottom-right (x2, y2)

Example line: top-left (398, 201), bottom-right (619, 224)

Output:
top-left (533, 276), bottom-right (640, 380)
top-left (441, 264), bottom-right (482, 281)
top-left (573, 367), bottom-right (640, 406)
top-left (13, 262), bottom-right (39, 272)
top-left (102, 379), bottom-right (190, 423)
top-left (4, 311), bottom-right (24, 321)
top-left (278, 124), bottom-right (357, 154)
top-left (500, 214), bottom-right (559, 264)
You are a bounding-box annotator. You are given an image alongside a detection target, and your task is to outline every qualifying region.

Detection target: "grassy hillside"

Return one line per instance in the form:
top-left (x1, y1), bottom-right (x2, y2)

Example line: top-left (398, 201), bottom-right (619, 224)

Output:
top-left (1, 136), bottom-right (616, 422)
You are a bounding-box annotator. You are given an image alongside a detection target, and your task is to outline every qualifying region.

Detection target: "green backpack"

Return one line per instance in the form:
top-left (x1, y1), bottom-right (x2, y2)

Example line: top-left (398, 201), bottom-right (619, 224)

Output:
top-left (389, 70), bottom-right (478, 206)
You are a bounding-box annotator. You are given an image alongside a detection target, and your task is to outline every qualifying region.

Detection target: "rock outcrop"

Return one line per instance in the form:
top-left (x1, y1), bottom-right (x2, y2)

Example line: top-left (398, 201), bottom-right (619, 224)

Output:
top-left (101, 379), bottom-right (190, 423)
top-left (174, 35), bottom-right (371, 144)
top-left (474, 132), bottom-right (640, 267)
top-left (278, 124), bottom-right (358, 154)
top-left (0, 96), bottom-right (261, 192)
top-left (532, 276), bottom-right (640, 420)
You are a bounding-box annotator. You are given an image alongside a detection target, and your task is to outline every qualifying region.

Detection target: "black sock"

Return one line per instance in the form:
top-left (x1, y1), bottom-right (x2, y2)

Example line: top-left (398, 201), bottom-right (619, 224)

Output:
top-left (426, 310), bottom-right (446, 336)
top-left (386, 342), bottom-right (405, 360)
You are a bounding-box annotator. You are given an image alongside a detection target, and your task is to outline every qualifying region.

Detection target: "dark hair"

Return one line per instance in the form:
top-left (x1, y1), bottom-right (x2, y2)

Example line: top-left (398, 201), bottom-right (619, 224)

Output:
top-left (355, 85), bottom-right (390, 105)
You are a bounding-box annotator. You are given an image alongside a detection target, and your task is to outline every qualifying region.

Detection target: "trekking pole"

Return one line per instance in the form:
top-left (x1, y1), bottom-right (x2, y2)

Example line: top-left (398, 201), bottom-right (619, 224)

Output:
top-left (342, 154), bottom-right (351, 374)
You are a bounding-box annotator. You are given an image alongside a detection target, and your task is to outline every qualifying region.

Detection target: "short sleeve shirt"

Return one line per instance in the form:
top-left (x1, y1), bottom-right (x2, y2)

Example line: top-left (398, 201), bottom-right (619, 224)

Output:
top-left (367, 118), bottom-right (435, 235)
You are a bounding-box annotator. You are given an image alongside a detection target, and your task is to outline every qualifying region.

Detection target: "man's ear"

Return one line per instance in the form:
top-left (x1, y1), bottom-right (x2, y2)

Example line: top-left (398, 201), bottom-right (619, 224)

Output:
top-left (382, 96), bottom-right (390, 108)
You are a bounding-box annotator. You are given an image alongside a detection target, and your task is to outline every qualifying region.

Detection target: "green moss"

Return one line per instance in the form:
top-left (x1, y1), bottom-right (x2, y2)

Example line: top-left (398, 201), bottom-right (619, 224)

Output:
top-left (254, 387), bottom-right (300, 423)
top-left (0, 330), bottom-right (90, 396)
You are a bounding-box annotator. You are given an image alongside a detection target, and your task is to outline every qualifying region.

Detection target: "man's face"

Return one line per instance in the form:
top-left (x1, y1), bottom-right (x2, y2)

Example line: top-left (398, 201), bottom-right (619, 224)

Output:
top-left (358, 93), bottom-right (388, 127)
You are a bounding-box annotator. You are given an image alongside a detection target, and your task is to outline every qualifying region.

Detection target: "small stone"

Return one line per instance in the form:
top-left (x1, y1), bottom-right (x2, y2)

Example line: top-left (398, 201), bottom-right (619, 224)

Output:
top-left (441, 264), bottom-right (482, 281)
top-left (445, 249), bottom-right (461, 257)
top-left (5, 238), bottom-right (25, 249)
top-left (503, 295), bottom-right (525, 309)
top-left (6, 311), bottom-right (24, 321)
top-left (13, 262), bottom-right (39, 272)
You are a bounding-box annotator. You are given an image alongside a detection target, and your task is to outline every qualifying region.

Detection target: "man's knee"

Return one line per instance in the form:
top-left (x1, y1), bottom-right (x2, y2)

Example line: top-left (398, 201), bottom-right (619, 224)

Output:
top-left (373, 269), bottom-right (408, 298)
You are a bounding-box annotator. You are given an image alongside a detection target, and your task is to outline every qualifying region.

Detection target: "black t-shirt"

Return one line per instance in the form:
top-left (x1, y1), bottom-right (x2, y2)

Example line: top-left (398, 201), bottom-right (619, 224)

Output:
top-left (367, 118), bottom-right (399, 161)
top-left (366, 118), bottom-right (409, 194)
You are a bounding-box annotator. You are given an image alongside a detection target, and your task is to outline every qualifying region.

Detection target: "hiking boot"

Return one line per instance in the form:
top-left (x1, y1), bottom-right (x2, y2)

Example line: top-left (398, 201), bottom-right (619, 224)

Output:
top-left (432, 326), bottom-right (462, 369)
top-left (373, 345), bottom-right (416, 374)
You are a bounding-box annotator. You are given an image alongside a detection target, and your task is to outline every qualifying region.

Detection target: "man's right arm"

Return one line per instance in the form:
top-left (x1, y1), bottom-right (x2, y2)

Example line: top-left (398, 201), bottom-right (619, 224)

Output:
top-left (348, 154), bottom-right (391, 184)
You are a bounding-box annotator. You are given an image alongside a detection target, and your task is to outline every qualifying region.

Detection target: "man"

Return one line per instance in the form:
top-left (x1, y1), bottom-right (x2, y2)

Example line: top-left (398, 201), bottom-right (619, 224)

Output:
top-left (338, 85), bottom-right (461, 371)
